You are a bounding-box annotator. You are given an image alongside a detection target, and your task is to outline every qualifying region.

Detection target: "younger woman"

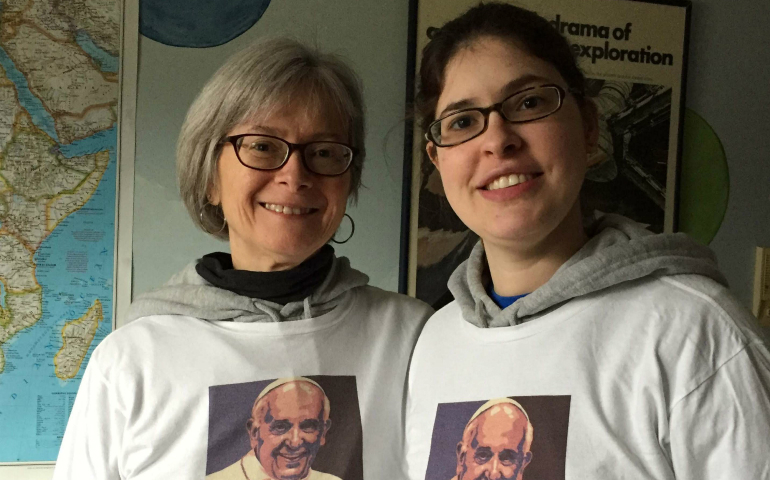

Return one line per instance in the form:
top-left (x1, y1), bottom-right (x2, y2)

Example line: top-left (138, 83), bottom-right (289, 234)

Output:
top-left (406, 4), bottom-right (770, 479)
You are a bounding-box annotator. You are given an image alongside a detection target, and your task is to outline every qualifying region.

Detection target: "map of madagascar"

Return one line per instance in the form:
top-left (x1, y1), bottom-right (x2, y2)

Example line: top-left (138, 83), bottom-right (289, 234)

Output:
top-left (0, 0), bottom-right (119, 461)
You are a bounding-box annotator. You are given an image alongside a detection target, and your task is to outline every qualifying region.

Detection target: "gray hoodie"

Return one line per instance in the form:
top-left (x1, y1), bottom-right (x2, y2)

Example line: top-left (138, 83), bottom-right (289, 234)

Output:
top-left (125, 255), bottom-right (369, 324)
top-left (450, 214), bottom-right (729, 328)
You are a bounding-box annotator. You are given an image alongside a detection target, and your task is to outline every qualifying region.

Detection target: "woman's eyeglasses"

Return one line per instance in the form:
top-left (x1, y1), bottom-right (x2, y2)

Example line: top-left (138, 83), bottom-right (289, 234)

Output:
top-left (426, 84), bottom-right (568, 147)
top-left (219, 134), bottom-right (357, 176)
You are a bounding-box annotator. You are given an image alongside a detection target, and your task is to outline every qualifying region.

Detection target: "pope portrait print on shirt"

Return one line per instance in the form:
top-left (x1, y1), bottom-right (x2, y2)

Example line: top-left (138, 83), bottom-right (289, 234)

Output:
top-left (206, 376), bottom-right (363, 480)
top-left (424, 396), bottom-right (570, 480)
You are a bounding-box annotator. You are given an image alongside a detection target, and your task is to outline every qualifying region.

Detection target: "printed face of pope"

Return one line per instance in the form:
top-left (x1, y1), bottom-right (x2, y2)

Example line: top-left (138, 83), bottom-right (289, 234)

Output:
top-left (456, 404), bottom-right (533, 480)
top-left (247, 382), bottom-right (330, 480)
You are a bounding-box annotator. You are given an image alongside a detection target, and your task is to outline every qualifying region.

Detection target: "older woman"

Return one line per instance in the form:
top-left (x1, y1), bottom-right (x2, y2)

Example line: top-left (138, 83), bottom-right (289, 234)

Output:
top-left (405, 3), bottom-right (770, 480)
top-left (53, 38), bottom-right (432, 480)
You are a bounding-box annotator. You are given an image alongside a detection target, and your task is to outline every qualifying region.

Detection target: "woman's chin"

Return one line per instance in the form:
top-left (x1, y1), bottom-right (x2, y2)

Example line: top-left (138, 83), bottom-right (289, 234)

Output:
top-left (229, 237), bottom-right (325, 271)
top-left (266, 244), bottom-right (321, 263)
top-left (469, 217), bottom-right (539, 243)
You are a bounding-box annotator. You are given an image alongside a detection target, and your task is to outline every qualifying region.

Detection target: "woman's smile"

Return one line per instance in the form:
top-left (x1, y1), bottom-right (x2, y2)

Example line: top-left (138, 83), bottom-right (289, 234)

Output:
top-left (482, 172), bottom-right (539, 191)
top-left (478, 172), bottom-right (543, 202)
top-left (259, 202), bottom-right (318, 216)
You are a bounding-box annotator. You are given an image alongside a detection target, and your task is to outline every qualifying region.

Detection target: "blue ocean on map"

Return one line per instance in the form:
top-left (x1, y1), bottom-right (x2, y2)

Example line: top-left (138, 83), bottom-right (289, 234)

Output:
top-left (0, 46), bottom-right (60, 142)
top-left (0, 146), bottom-right (116, 462)
top-left (0, 39), bottom-right (117, 461)
top-left (75, 31), bottom-right (119, 73)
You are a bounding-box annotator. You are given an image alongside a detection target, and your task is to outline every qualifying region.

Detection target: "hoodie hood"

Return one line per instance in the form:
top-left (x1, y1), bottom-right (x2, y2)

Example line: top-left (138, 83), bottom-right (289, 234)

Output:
top-left (125, 254), bottom-right (369, 324)
top-left (449, 214), bottom-right (728, 328)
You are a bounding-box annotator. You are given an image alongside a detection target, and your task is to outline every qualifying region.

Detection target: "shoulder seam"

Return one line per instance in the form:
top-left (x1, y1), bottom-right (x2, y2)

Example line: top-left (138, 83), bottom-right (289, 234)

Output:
top-left (658, 275), bottom-right (749, 343)
top-left (669, 344), bottom-right (748, 415)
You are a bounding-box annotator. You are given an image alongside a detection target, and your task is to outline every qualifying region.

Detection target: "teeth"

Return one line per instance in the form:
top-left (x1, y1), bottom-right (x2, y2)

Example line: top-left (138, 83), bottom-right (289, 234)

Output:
top-left (485, 174), bottom-right (534, 191)
top-left (263, 203), bottom-right (310, 215)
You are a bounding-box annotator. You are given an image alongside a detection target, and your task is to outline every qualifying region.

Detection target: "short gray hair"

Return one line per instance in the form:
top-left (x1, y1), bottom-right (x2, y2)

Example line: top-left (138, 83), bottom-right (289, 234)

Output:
top-left (177, 37), bottom-right (366, 238)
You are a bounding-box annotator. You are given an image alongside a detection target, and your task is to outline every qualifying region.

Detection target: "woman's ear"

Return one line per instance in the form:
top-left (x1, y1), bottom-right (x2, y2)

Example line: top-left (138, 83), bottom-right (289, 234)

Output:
top-left (426, 142), bottom-right (440, 170)
top-left (207, 182), bottom-right (220, 206)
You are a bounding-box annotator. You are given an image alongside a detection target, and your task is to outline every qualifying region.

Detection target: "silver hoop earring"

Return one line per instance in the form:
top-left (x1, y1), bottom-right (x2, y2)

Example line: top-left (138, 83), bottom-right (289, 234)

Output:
top-left (331, 214), bottom-right (355, 244)
top-left (215, 216), bottom-right (227, 234)
top-left (200, 204), bottom-right (227, 234)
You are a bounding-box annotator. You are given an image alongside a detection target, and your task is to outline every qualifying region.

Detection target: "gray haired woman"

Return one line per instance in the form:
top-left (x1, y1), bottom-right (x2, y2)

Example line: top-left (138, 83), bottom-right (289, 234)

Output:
top-left (53, 38), bottom-right (432, 480)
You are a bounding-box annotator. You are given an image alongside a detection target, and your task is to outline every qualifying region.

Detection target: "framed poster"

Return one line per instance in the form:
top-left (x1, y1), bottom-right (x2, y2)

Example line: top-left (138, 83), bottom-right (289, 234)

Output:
top-left (402, 0), bottom-right (691, 307)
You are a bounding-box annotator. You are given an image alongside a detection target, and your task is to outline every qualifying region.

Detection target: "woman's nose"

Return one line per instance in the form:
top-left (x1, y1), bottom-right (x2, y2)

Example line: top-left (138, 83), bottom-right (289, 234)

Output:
top-left (275, 150), bottom-right (313, 190)
top-left (479, 110), bottom-right (523, 157)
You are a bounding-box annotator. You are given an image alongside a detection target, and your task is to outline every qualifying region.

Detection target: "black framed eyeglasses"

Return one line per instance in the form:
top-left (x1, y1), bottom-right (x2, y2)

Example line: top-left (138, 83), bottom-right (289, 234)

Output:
top-left (426, 84), bottom-right (568, 147)
top-left (220, 134), bottom-right (357, 176)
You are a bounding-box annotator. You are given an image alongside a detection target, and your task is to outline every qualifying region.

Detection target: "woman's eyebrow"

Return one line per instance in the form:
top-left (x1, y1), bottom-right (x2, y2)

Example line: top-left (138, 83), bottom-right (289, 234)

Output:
top-left (437, 73), bottom-right (556, 118)
top-left (248, 124), bottom-right (282, 135)
top-left (500, 74), bottom-right (554, 95)
top-left (243, 125), bottom-right (345, 142)
top-left (437, 98), bottom-right (477, 118)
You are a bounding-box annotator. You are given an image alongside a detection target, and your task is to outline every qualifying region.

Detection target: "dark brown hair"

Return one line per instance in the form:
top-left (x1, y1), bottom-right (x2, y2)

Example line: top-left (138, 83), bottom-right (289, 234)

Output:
top-left (416, 2), bottom-right (587, 133)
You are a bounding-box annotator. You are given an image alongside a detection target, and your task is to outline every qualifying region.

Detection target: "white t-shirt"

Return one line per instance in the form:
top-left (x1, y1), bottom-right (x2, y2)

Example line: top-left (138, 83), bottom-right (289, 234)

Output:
top-left (406, 275), bottom-right (770, 480)
top-left (53, 286), bottom-right (432, 480)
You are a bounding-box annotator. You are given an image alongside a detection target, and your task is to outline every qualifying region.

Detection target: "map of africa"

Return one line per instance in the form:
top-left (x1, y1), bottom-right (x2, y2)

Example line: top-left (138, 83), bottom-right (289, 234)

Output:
top-left (0, 0), bottom-right (119, 462)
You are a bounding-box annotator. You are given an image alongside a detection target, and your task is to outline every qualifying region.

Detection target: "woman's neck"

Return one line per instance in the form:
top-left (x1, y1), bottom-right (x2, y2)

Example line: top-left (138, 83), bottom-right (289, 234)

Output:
top-left (195, 245), bottom-right (335, 304)
top-left (484, 204), bottom-right (588, 297)
top-left (229, 241), bottom-right (307, 272)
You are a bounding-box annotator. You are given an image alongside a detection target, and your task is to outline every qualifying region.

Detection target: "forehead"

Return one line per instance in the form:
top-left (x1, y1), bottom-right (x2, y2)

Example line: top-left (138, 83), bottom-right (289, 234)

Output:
top-left (436, 36), bottom-right (565, 115)
top-left (232, 79), bottom-right (351, 136)
top-left (265, 383), bottom-right (324, 419)
top-left (473, 406), bottom-right (526, 448)
top-left (235, 97), bottom-right (348, 138)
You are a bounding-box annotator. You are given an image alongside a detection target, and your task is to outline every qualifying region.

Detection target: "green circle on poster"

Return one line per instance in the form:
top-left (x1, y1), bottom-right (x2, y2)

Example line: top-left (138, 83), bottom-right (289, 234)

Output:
top-left (677, 109), bottom-right (729, 244)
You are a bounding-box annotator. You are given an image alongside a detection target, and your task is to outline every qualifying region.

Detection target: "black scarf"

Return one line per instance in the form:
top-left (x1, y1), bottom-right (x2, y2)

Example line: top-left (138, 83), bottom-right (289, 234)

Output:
top-left (195, 245), bottom-right (335, 305)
